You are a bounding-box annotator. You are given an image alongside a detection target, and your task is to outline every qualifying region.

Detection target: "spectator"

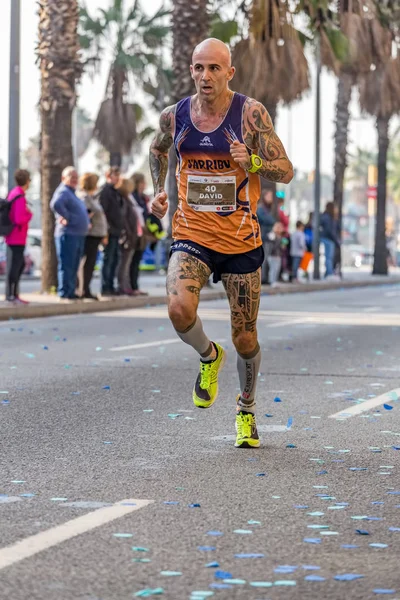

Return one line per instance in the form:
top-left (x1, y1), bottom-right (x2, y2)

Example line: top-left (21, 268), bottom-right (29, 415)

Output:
top-left (257, 190), bottom-right (276, 284)
top-left (116, 178), bottom-right (138, 295)
top-left (290, 220), bottom-right (306, 281)
top-left (4, 169), bottom-right (33, 304)
top-left (129, 173), bottom-right (150, 296)
top-left (301, 212), bottom-right (314, 278)
top-left (77, 173), bottom-right (108, 300)
top-left (51, 166), bottom-right (90, 300)
top-left (99, 167), bottom-right (123, 296)
top-left (304, 212), bottom-right (313, 252)
top-left (320, 201), bottom-right (340, 278)
top-left (333, 205), bottom-right (342, 278)
top-left (267, 222), bottom-right (284, 287)
top-left (277, 197), bottom-right (289, 231)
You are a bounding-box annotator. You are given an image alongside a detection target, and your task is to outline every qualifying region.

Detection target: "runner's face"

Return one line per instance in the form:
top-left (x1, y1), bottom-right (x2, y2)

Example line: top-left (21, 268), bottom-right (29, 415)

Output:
top-left (191, 48), bottom-right (234, 101)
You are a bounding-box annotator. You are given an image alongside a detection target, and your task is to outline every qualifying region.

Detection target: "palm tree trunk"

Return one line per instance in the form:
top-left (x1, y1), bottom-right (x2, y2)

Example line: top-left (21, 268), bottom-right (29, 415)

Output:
top-left (373, 116), bottom-right (389, 275)
top-left (334, 71), bottom-right (353, 231)
top-left (168, 0), bottom-right (210, 237)
top-left (37, 0), bottom-right (81, 292)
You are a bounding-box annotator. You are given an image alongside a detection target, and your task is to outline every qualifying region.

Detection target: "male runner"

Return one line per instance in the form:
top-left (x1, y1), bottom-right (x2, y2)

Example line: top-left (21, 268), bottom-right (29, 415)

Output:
top-left (150, 38), bottom-right (293, 448)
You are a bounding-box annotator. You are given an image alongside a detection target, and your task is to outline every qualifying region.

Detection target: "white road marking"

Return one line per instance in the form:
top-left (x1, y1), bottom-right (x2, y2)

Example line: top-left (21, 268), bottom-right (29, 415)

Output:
top-left (111, 338), bottom-right (181, 352)
top-left (329, 388), bottom-right (400, 419)
top-left (111, 337), bottom-right (228, 352)
top-left (96, 307), bottom-right (400, 326)
top-left (0, 498), bottom-right (152, 571)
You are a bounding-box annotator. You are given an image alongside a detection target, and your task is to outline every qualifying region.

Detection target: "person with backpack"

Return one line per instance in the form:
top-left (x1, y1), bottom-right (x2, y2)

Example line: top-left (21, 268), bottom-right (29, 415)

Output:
top-left (2, 169), bottom-right (33, 303)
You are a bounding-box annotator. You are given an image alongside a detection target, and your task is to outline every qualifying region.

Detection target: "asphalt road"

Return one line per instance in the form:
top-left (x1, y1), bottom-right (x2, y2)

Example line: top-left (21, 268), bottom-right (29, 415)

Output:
top-left (1, 285), bottom-right (400, 600)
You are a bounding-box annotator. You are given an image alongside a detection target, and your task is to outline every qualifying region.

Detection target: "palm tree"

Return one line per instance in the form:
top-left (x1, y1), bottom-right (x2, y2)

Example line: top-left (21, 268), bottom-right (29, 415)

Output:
top-left (232, 0), bottom-right (310, 125)
top-left (37, 0), bottom-right (82, 292)
top-left (165, 0), bottom-right (211, 234)
top-left (347, 147), bottom-right (377, 188)
top-left (359, 54), bottom-right (400, 275)
top-left (231, 0), bottom-right (310, 207)
top-left (333, 1), bottom-right (390, 232)
top-left (80, 0), bottom-right (170, 167)
top-left (358, 1), bottom-right (400, 275)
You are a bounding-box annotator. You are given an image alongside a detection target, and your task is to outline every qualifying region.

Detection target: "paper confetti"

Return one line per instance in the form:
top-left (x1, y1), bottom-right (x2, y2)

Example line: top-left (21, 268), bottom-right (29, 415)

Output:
top-left (334, 574), bottom-right (364, 581)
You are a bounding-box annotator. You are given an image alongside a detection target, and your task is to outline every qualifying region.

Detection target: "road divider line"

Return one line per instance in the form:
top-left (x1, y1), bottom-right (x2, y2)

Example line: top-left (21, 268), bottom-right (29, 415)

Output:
top-left (329, 388), bottom-right (400, 419)
top-left (111, 338), bottom-right (180, 352)
top-left (0, 498), bottom-right (153, 571)
top-left (111, 337), bottom-right (228, 352)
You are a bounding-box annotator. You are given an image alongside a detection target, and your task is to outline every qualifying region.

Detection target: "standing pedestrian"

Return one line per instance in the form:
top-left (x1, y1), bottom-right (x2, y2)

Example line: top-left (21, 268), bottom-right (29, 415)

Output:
top-left (99, 167), bottom-right (123, 296)
top-left (77, 173), bottom-right (108, 299)
top-left (257, 190), bottom-right (276, 284)
top-left (129, 173), bottom-right (150, 296)
top-left (51, 167), bottom-right (90, 300)
top-left (267, 222), bottom-right (284, 287)
top-left (4, 169), bottom-right (33, 304)
top-left (301, 212), bottom-right (314, 279)
top-left (320, 201), bottom-right (340, 278)
top-left (333, 204), bottom-right (342, 278)
top-left (290, 221), bottom-right (306, 281)
top-left (116, 178), bottom-right (138, 295)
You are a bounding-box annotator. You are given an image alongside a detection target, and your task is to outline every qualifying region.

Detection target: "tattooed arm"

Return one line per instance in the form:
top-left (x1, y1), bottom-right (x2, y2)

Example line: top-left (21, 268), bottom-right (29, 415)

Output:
top-left (241, 98), bottom-right (293, 184)
top-left (149, 104), bottom-right (176, 218)
top-left (149, 104), bottom-right (176, 193)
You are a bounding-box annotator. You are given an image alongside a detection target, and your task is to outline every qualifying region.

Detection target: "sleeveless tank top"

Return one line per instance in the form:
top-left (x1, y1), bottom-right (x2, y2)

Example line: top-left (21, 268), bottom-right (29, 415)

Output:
top-left (172, 92), bottom-right (261, 254)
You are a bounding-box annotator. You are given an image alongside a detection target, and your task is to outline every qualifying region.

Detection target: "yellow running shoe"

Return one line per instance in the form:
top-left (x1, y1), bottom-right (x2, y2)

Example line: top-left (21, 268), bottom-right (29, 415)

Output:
top-left (235, 402), bottom-right (260, 448)
top-left (192, 342), bottom-right (226, 409)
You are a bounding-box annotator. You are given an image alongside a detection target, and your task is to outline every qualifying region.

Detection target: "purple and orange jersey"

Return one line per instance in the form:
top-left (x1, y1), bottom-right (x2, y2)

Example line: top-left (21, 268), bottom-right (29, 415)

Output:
top-left (172, 92), bottom-right (261, 255)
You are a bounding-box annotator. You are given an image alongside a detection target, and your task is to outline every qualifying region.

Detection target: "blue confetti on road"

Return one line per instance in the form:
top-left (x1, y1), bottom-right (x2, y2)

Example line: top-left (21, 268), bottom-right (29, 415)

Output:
top-left (334, 574), bottom-right (364, 581)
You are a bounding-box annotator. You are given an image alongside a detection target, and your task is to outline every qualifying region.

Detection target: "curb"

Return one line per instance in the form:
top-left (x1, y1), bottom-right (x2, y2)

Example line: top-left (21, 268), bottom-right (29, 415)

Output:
top-left (0, 277), bottom-right (399, 321)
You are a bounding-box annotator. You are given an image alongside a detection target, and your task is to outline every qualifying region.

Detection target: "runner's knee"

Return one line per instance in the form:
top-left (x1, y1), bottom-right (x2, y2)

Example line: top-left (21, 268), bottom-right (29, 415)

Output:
top-left (232, 331), bottom-right (258, 356)
top-left (168, 298), bottom-right (197, 332)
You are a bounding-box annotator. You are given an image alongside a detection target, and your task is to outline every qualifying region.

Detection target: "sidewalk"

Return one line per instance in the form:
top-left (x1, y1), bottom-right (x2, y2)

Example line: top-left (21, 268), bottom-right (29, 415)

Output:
top-left (1, 269), bottom-right (400, 321)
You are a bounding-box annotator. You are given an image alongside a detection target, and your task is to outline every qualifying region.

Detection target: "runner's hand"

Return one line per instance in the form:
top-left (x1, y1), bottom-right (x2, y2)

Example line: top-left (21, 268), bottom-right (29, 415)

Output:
top-left (230, 140), bottom-right (251, 171)
top-left (152, 191), bottom-right (168, 219)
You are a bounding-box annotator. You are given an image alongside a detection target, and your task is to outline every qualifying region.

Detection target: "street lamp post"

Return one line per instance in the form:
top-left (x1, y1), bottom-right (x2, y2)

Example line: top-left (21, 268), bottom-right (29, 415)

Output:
top-left (8, 0), bottom-right (21, 190)
top-left (312, 34), bottom-right (321, 280)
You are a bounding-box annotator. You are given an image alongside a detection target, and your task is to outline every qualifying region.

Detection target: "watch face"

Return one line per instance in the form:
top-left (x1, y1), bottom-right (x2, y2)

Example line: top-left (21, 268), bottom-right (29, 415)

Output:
top-left (253, 155), bottom-right (262, 168)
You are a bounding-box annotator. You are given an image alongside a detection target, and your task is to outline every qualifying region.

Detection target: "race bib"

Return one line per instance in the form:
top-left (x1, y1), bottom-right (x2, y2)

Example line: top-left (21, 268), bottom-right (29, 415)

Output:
top-left (187, 175), bottom-right (236, 212)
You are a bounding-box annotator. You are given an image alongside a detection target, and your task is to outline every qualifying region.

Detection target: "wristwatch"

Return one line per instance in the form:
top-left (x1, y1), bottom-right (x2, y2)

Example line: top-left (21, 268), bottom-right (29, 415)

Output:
top-left (248, 154), bottom-right (263, 173)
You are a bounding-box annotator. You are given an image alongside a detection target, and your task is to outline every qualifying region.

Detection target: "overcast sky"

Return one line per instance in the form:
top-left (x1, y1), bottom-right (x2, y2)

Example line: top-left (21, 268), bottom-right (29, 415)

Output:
top-left (0, 0), bottom-right (388, 183)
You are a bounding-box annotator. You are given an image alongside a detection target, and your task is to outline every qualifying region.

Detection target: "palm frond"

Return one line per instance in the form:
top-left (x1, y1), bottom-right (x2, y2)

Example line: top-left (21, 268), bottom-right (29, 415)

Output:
top-left (210, 16), bottom-right (239, 43)
top-left (359, 56), bottom-right (400, 120)
top-left (93, 67), bottom-right (137, 154)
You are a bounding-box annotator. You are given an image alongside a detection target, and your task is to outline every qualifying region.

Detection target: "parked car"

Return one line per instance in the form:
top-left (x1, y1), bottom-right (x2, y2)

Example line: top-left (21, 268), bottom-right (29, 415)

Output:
top-left (342, 244), bottom-right (373, 268)
top-left (26, 229), bottom-right (42, 271)
top-left (0, 240), bottom-right (35, 275)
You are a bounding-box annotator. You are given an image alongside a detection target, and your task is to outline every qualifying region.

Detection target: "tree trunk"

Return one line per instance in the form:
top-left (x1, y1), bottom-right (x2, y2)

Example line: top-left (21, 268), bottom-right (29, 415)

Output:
top-left (373, 116), bottom-right (389, 275)
top-left (110, 152), bottom-right (122, 167)
top-left (167, 0), bottom-right (210, 234)
top-left (37, 0), bottom-right (82, 292)
top-left (333, 71), bottom-right (353, 232)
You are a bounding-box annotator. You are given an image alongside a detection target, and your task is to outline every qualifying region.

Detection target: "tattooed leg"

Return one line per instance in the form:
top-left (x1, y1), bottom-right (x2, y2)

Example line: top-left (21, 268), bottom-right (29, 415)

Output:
top-left (167, 252), bottom-right (214, 358)
top-left (222, 269), bottom-right (262, 412)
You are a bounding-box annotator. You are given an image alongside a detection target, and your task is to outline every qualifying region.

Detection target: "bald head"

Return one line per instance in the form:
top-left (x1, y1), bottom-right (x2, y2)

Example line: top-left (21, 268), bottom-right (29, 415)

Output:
top-left (192, 38), bottom-right (232, 67)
